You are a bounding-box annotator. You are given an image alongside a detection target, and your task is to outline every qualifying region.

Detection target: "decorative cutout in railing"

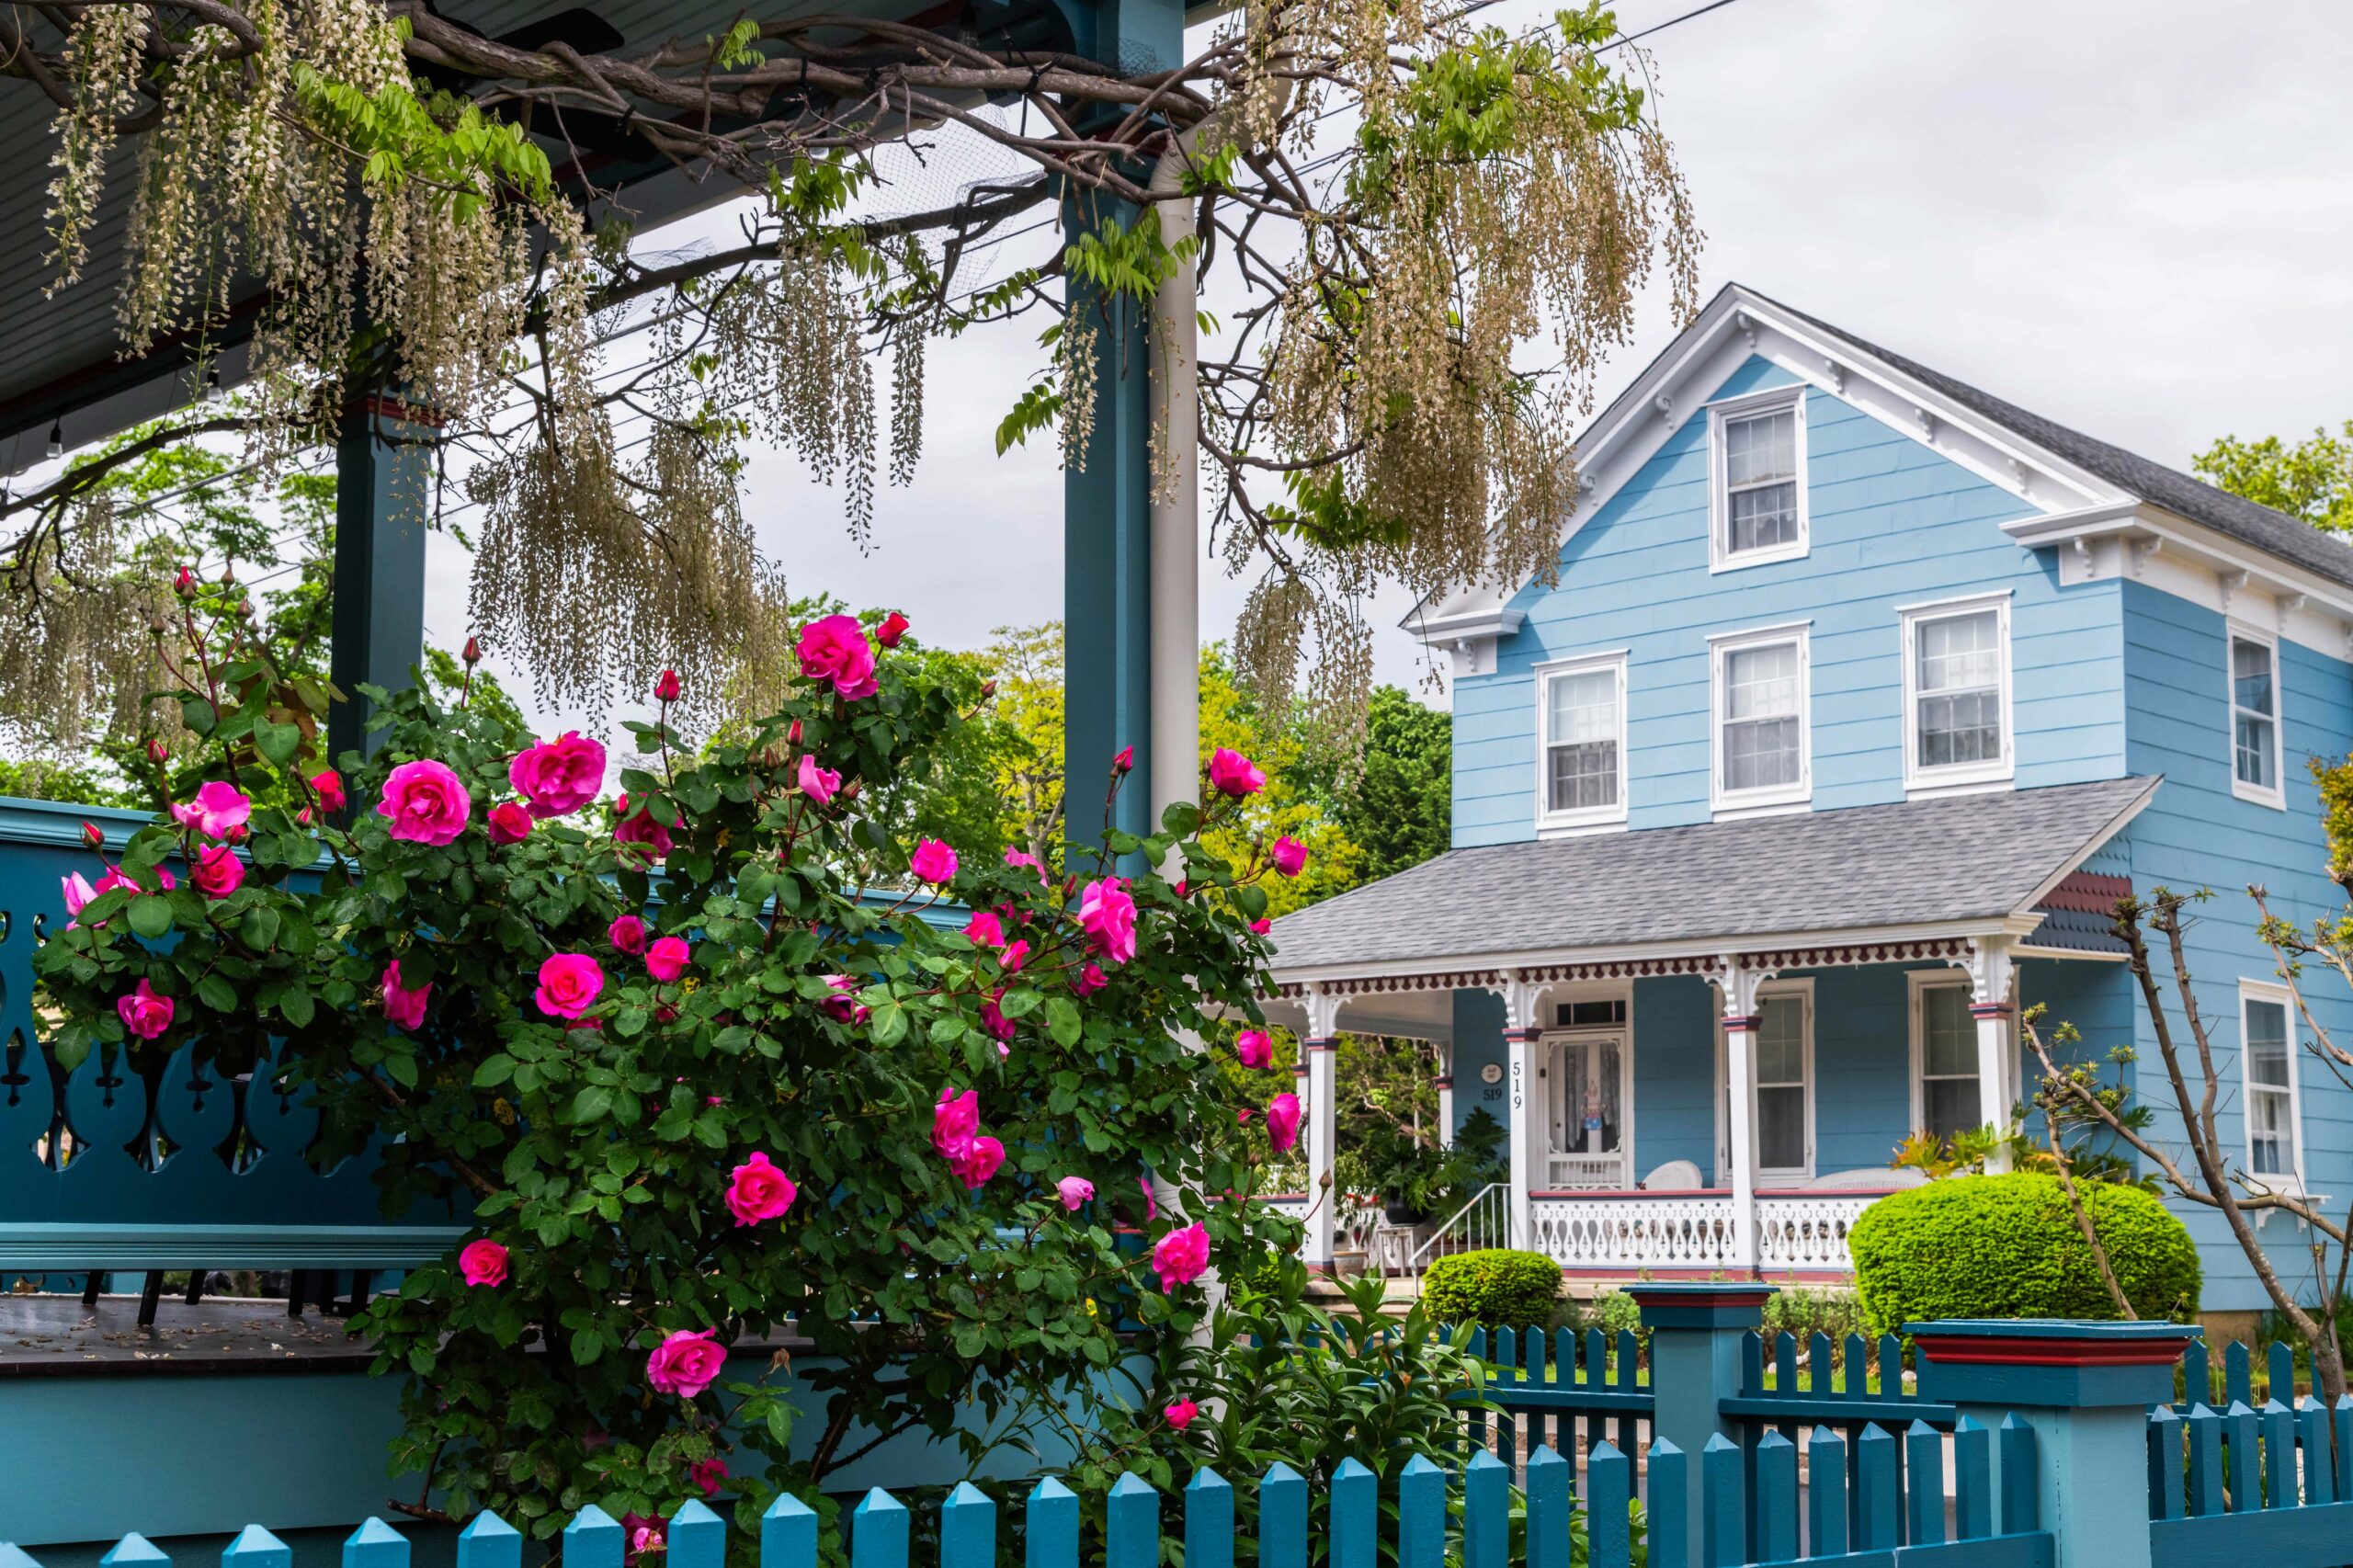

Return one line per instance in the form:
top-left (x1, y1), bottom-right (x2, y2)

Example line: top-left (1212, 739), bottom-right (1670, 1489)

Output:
top-left (1526, 1193), bottom-right (1741, 1270)
top-left (1753, 1194), bottom-right (1875, 1272)
top-left (0, 800), bottom-right (462, 1281)
top-left (0, 1420), bottom-right (2060, 1568)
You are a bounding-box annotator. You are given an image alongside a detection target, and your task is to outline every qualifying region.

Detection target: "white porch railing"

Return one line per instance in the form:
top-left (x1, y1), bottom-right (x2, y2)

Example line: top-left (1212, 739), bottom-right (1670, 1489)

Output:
top-left (1524, 1190), bottom-right (1883, 1276)
top-left (1404, 1181), bottom-right (1510, 1274)
top-left (1754, 1193), bottom-right (1878, 1271)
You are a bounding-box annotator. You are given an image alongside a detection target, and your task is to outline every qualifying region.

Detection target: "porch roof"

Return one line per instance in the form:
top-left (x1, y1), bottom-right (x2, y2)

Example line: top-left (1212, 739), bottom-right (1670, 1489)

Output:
top-left (1266, 776), bottom-right (2158, 978)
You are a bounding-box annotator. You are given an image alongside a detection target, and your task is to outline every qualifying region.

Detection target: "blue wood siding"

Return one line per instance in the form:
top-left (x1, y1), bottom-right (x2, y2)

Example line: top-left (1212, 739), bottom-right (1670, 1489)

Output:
top-left (1629, 977), bottom-right (1716, 1177)
top-left (1449, 989), bottom-right (1509, 1142)
top-left (1450, 357), bottom-right (2126, 846)
top-left (2111, 579), bottom-right (2353, 1311)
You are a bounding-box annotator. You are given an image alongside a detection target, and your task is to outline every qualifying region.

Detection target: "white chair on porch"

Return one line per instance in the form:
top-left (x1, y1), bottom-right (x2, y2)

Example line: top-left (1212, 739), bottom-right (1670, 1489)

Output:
top-left (1640, 1159), bottom-right (1704, 1191)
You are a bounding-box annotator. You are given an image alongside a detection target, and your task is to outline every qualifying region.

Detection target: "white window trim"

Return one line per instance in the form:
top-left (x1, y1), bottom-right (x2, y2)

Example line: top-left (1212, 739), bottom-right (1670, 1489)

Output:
top-left (1899, 591), bottom-right (2016, 796)
top-left (2226, 621), bottom-right (2287, 811)
top-left (1533, 651), bottom-right (1631, 835)
top-left (1713, 977), bottom-right (1815, 1183)
top-left (2238, 979), bottom-right (2303, 1193)
top-left (1707, 383), bottom-right (1810, 574)
top-left (1708, 621), bottom-right (1813, 818)
top-left (1906, 971), bottom-right (1981, 1137)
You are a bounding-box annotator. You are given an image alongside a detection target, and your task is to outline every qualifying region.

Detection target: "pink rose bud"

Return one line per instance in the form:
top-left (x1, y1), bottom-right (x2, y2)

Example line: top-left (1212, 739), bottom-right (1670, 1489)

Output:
top-left (724, 1151), bottom-right (798, 1226)
top-left (876, 610), bottom-right (910, 648)
top-left (462, 636), bottom-right (482, 665)
top-left (654, 668), bottom-right (681, 703)
top-left (487, 801), bottom-right (532, 845)
top-left (1270, 836), bottom-right (1308, 877)
top-left (980, 680), bottom-right (997, 699)
top-left (1250, 918), bottom-right (1272, 936)
top-left (174, 566), bottom-right (196, 597)
top-left (382, 960), bottom-right (431, 1030)
top-left (1267, 1092), bottom-right (1302, 1154)
top-left (146, 738), bottom-right (169, 765)
top-left (459, 1238), bottom-right (508, 1287)
top-left (1165, 1399), bottom-right (1199, 1431)
top-left (296, 807), bottom-right (313, 825)
top-left (690, 1459), bottom-right (728, 1497)
top-left (646, 935), bottom-right (691, 983)
top-left (309, 769), bottom-right (346, 812)
top-left (608, 915), bottom-right (649, 954)
top-left (789, 719), bottom-right (803, 745)
top-left (1113, 744), bottom-right (1134, 774)
top-left (80, 820), bottom-right (104, 850)
top-left (1057, 1176), bottom-right (1095, 1210)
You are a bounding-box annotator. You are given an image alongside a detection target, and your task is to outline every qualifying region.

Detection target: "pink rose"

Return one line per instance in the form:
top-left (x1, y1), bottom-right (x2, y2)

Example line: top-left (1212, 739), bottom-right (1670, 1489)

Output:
top-left (999, 939), bottom-right (1029, 973)
top-left (1165, 1399), bottom-right (1199, 1431)
top-left (796, 754), bottom-right (841, 806)
top-left (61, 871), bottom-right (96, 922)
top-left (645, 1328), bottom-right (727, 1399)
top-left (187, 779), bottom-right (253, 839)
top-left (934, 1087), bottom-right (980, 1161)
top-left (1267, 1092), bottom-right (1302, 1154)
top-left (1153, 1222), bottom-right (1211, 1292)
top-left (910, 838), bottom-right (959, 885)
top-left (952, 1136), bottom-right (1006, 1188)
top-left (1207, 748), bottom-right (1266, 799)
top-left (689, 1459), bottom-right (728, 1497)
top-left (1235, 1030), bottom-right (1273, 1070)
top-left (614, 793), bottom-right (677, 861)
top-left (963, 909), bottom-right (1006, 949)
top-left (796, 614), bottom-right (879, 700)
top-left (97, 865), bottom-right (172, 896)
top-left (821, 974), bottom-right (871, 1025)
top-left (1270, 836), bottom-right (1308, 877)
top-left (624, 1517), bottom-right (665, 1567)
top-left (647, 936), bottom-right (691, 983)
top-left (118, 978), bottom-right (173, 1039)
top-left (1073, 963), bottom-right (1108, 996)
top-left (310, 770), bottom-right (347, 812)
top-left (1139, 1174), bottom-right (1157, 1221)
top-left (1057, 1176), bottom-right (1095, 1210)
top-left (1078, 878), bottom-right (1139, 966)
top-left (382, 960), bottom-right (430, 1031)
top-left (377, 759), bottom-right (472, 846)
top-left (1250, 918), bottom-right (1272, 936)
top-left (1005, 848), bottom-right (1049, 883)
top-left (191, 844), bottom-right (244, 899)
top-left (608, 915), bottom-right (649, 954)
top-left (459, 1238), bottom-right (508, 1287)
top-left (876, 611), bottom-right (910, 648)
top-left (725, 1152), bottom-right (798, 1226)
top-left (509, 732), bottom-right (607, 818)
top-left (982, 993), bottom-right (1016, 1044)
top-left (534, 952), bottom-right (606, 1018)
top-left (487, 801), bottom-right (533, 845)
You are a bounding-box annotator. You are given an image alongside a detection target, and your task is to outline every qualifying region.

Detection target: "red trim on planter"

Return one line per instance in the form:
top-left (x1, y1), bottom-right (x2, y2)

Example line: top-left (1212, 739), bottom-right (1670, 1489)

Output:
top-left (1912, 1334), bottom-right (2194, 1368)
top-left (1623, 1286), bottom-right (1776, 1307)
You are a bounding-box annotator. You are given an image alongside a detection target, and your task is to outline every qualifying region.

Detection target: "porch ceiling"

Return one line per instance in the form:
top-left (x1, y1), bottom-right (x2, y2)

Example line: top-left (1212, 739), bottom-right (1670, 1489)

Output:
top-left (1264, 776), bottom-right (2159, 980)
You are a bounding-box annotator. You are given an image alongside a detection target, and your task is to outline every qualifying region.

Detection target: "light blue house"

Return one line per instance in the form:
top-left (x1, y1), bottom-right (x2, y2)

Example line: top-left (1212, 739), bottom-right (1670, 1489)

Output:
top-left (1266, 284), bottom-right (2352, 1319)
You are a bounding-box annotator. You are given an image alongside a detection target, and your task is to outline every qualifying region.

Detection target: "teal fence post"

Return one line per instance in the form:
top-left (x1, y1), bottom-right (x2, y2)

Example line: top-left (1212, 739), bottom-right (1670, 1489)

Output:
top-left (1397, 1455), bottom-right (1445, 1568)
top-left (1184, 1469), bottom-right (1232, 1568)
top-left (222, 1527), bottom-right (292, 1568)
top-left (3, 1548), bottom-right (44, 1568)
top-left (668, 1500), bottom-right (724, 1568)
top-left (1026, 1479), bottom-right (1077, 1568)
top-left (1647, 1439), bottom-right (1688, 1568)
top-left (762, 1494), bottom-right (819, 1568)
top-left (457, 1512), bottom-right (521, 1568)
top-left (943, 1482), bottom-right (997, 1568)
top-left (1329, 1459), bottom-right (1374, 1568)
top-left (100, 1537), bottom-right (168, 1568)
top-left (564, 1506), bottom-right (624, 1568)
top-left (342, 1520), bottom-right (407, 1568)
top-left (1912, 1318), bottom-right (2201, 1568)
top-left (850, 1491), bottom-right (908, 1568)
top-left (1626, 1281), bottom-right (1777, 1556)
top-left (1524, 1446), bottom-right (1572, 1568)
top-left (1107, 1475), bottom-right (1159, 1568)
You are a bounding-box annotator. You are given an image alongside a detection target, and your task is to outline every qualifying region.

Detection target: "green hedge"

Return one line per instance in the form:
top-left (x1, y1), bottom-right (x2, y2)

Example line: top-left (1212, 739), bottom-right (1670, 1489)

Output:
top-left (1424, 1248), bottom-right (1563, 1327)
top-left (1847, 1173), bottom-right (2200, 1337)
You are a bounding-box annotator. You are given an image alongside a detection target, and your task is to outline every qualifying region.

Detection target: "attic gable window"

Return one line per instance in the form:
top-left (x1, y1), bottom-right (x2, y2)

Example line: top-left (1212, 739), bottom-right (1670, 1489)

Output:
top-left (1708, 385), bottom-right (1808, 572)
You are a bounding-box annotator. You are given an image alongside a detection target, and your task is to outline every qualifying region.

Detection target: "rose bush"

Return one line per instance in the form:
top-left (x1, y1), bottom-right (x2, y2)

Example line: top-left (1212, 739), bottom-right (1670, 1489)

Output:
top-left (34, 611), bottom-right (1302, 1541)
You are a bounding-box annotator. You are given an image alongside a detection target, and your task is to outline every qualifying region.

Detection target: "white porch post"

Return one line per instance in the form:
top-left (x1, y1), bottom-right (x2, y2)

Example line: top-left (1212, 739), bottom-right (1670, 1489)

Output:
top-left (1717, 962), bottom-right (1767, 1275)
top-left (1302, 986), bottom-right (1342, 1269)
top-left (1504, 976), bottom-right (1548, 1253)
top-left (1435, 1041), bottom-right (1456, 1149)
top-left (1969, 938), bottom-right (2019, 1174)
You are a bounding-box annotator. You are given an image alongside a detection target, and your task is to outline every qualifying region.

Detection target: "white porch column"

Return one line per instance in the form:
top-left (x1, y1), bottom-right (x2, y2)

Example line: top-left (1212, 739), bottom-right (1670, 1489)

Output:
top-left (1302, 987), bottom-right (1342, 1269)
top-left (1435, 1042), bottom-right (1456, 1149)
top-left (1503, 976), bottom-right (1550, 1252)
top-left (1969, 938), bottom-right (2019, 1174)
top-left (1717, 962), bottom-right (1768, 1275)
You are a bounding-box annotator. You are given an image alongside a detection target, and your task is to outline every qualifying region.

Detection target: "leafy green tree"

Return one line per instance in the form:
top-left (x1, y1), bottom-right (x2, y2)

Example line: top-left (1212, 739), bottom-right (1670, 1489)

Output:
top-left (2194, 421), bottom-right (2353, 533)
top-left (1336, 687), bottom-right (1453, 882)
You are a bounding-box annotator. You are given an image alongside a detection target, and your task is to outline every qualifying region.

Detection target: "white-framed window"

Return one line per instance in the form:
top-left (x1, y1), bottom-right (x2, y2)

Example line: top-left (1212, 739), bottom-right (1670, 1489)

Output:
top-left (1708, 385), bottom-right (1808, 572)
top-left (2228, 625), bottom-right (2285, 809)
top-left (2240, 981), bottom-right (2302, 1188)
top-left (1900, 593), bottom-right (2013, 793)
top-left (1535, 652), bottom-right (1629, 833)
top-left (1716, 979), bottom-right (1814, 1181)
top-left (1909, 974), bottom-right (1982, 1143)
top-left (1709, 623), bottom-right (1811, 815)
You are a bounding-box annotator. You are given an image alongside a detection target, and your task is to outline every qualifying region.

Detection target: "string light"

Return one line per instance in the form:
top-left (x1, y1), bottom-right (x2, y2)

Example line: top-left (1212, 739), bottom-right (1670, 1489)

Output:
top-left (45, 419), bottom-right (63, 459)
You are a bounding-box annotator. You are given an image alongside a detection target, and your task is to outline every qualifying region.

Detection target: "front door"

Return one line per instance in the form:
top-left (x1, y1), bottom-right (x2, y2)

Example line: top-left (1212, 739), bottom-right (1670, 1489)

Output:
top-left (1547, 1033), bottom-right (1627, 1187)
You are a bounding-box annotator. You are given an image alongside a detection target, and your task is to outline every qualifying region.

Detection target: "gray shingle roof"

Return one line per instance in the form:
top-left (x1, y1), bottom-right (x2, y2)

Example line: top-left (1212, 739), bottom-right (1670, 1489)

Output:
top-left (1266, 778), bottom-right (2157, 974)
top-left (1749, 288), bottom-right (2353, 590)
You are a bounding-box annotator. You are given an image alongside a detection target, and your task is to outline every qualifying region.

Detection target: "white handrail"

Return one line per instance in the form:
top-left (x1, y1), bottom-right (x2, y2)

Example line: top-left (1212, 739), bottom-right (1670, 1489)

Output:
top-left (1404, 1181), bottom-right (1510, 1272)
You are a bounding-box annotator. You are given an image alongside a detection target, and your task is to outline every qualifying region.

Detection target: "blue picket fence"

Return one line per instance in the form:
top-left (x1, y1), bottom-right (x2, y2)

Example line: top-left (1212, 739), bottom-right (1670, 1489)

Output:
top-left (0, 1420), bottom-right (2059, 1568)
top-left (2146, 1395), bottom-right (2353, 1568)
top-left (1470, 1323), bottom-right (1651, 1465)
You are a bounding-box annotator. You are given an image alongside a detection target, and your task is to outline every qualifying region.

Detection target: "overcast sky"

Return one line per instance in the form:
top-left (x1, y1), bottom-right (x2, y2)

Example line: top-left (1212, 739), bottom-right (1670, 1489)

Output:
top-left (424, 0), bottom-right (2353, 728)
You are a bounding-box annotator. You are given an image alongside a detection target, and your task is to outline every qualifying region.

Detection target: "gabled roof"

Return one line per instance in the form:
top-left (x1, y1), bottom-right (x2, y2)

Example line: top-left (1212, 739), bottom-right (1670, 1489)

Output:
top-left (1265, 777), bottom-right (2157, 978)
top-left (1407, 283), bottom-right (2353, 632)
top-left (1754, 289), bottom-right (2353, 591)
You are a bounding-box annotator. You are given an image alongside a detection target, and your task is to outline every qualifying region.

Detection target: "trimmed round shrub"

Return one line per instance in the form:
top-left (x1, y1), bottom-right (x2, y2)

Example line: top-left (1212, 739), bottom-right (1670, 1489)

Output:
top-left (1847, 1173), bottom-right (2200, 1337)
top-left (1423, 1248), bottom-right (1564, 1327)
